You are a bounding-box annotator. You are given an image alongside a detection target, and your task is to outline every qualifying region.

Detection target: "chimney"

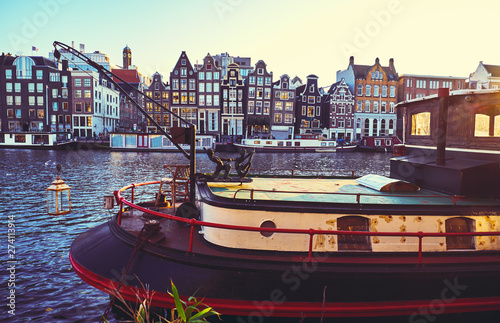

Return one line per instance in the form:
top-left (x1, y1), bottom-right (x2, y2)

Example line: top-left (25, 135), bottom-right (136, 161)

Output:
top-left (80, 43), bottom-right (85, 53)
top-left (375, 57), bottom-right (380, 65)
top-left (389, 58), bottom-right (395, 72)
top-left (62, 60), bottom-right (68, 71)
top-left (349, 56), bottom-right (354, 66)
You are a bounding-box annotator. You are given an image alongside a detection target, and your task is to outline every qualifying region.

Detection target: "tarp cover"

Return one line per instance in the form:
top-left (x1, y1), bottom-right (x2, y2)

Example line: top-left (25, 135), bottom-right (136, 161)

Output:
top-left (355, 174), bottom-right (420, 192)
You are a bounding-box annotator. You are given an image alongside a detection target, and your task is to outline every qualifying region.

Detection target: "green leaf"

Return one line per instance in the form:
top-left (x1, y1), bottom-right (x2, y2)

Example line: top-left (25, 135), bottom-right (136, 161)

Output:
top-left (100, 315), bottom-right (109, 323)
top-left (189, 307), bottom-right (218, 321)
top-left (171, 280), bottom-right (187, 321)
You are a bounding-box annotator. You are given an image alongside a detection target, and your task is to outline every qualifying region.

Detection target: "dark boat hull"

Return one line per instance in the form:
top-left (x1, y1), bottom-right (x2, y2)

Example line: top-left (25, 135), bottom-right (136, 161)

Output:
top-left (70, 217), bottom-right (500, 318)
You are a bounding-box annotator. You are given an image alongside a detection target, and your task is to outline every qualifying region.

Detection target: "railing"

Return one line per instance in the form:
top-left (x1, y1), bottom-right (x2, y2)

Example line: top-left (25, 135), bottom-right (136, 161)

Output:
top-left (114, 181), bottom-right (500, 265)
top-left (233, 188), bottom-right (464, 205)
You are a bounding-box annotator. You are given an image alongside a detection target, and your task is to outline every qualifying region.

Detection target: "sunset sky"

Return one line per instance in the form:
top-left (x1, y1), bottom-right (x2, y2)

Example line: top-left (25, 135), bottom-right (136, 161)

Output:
top-left (1, 0), bottom-right (499, 87)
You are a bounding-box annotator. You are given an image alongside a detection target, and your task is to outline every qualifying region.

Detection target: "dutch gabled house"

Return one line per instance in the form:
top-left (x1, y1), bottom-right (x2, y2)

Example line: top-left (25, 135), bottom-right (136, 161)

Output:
top-left (324, 78), bottom-right (355, 142)
top-left (0, 54), bottom-right (72, 141)
top-left (245, 60), bottom-right (273, 138)
top-left (143, 72), bottom-right (170, 133)
top-left (337, 56), bottom-right (398, 140)
top-left (220, 63), bottom-right (246, 142)
top-left (271, 74), bottom-right (299, 139)
top-left (197, 54), bottom-right (221, 136)
top-left (169, 52), bottom-right (197, 128)
top-left (295, 74), bottom-right (327, 136)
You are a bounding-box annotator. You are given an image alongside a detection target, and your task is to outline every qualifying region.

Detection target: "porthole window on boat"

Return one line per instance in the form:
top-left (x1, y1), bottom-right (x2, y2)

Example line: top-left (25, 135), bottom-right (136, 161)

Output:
top-left (337, 216), bottom-right (371, 251)
top-left (445, 217), bottom-right (475, 250)
top-left (260, 220), bottom-right (276, 237)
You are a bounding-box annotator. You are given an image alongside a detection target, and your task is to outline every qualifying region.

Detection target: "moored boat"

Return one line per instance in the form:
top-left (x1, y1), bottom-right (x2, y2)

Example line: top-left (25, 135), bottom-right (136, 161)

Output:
top-left (54, 42), bottom-right (500, 320)
top-left (234, 137), bottom-right (356, 152)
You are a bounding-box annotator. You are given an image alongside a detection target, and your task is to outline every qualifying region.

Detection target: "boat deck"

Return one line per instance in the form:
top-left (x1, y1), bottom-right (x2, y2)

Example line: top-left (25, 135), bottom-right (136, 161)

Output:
top-left (207, 177), bottom-right (500, 206)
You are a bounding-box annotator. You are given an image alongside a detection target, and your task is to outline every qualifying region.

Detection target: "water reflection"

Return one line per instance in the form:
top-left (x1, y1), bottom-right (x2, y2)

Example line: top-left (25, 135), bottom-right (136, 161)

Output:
top-left (0, 148), bottom-right (391, 322)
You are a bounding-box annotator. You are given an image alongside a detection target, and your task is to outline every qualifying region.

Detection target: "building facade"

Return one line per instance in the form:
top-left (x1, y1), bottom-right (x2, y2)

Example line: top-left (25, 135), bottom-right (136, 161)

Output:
top-left (220, 63), bottom-right (245, 141)
top-left (143, 72), bottom-right (170, 133)
top-left (338, 57), bottom-right (398, 140)
top-left (271, 74), bottom-right (297, 139)
top-left (197, 54), bottom-right (221, 136)
top-left (324, 78), bottom-right (355, 141)
top-left (0, 54), bottom-right (72, 139)
top-left (169, 51), bottom-right (197, 128)
top-left (295, 74), bottom-right (326, 135)
top-left (397, 74), bottom-right (467, 102)
top-left (468, 61), bottom-right (500, 89)
top-left (246, 60), bottom-right (273, 138)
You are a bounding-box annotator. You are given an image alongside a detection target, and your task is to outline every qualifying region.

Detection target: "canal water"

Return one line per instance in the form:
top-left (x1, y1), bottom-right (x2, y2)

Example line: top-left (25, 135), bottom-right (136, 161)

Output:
top-left (0, 148), bottom-right (394, 322)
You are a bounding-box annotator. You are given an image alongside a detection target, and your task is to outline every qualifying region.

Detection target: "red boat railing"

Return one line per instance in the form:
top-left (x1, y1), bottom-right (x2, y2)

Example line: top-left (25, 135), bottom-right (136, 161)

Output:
top-left (114, 181), bottom-right (500, 265)
top-left (233, 188), bottom-right (464, 205)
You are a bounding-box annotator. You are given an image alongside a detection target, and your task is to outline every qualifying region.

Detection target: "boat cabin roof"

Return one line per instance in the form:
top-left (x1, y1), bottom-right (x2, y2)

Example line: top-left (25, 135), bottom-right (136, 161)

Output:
top-left (207, 177), bottom-right (500, 206)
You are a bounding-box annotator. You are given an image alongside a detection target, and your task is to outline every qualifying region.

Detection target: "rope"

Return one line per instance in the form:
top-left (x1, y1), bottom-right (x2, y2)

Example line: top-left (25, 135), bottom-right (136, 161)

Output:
top-left (99, 225), bottom-right (156, 322)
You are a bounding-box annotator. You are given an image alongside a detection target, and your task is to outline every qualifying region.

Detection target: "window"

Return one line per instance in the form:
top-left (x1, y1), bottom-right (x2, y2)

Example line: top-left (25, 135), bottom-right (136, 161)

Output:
top-left (7, 109), bottom-right (14, 118)
top-left (281, 91), bottom-right (289, 100)
top-left (357, 101), bottom-right (363, 112)
top-left (285, 114), bottom-right (293, 123)
top-left (50, 73), bottom-right (60, 82)
top-left (308, 96), bottom-right (315, 104)
top-left (75, 90), bottom-right (81, 98)
top-left (14, 83), bottom-right (21, 92)
top-left (249, 87), bottom-right (255, 98)
top-left (199, 72), bottom-right (205, 80)
top-left (85, 102), bottom-right (92, 112)
top-left (357, 84), bottom-right (363, 96)
top-left (373, 101), bottom-right (378, 113)
top-left (337, 216), bottom-right (371, 250)
top-left (265, 77), bottom-right (271, 85)
top-left (29, 96), bottom-right (35, 106)
top-left (181, 92), bottom-right (188, 104)
top-left (14, 56), bottom-right (35, 79)
top-left (36, 70), bottom-right (43, 80)
top-left (474, 113), bottom-right (500, 137)
top-left (257, 68), bottom-right (264, 75)
top-left (189, 79), bottom-right (196, 90)
top-left (365, 85), bottom-right (371, 96)
top-left (37, 96), bottom-right (43, 106)
top-left (285, 102), bottom-right (293, 111)
top-left (84, 90), bottom-right (91, 98)
top-left (411, 112), bottom-right (431, 136)
top-left (37, 83), bottom-right (43, 93)
top-left (181, 68), bottom-right (187, 76)
top-left (15, 96), bottom-right (21, 105)
top-left (374, 85), bottom-right (379, 97)
top-left (275, 101), bottom-right (283, 110)
top-left (365, 100), bottom-right (370, 112)
top-left (256, 101), bottom-right (262, 114)
top-left (6, 83), bottom-right (12, 92)
top-left (75, 102), bottom-right (82, 112)
top-left (28, 83), bottom-right (34, 92)
top-left (206, 95), bottom-right (212, 106)
top-left (181, 59), bottom-right (186, 65)
top-left (274, 113), bottom-right (282, 123)
top-left (206, 83), bottom-right (212, 93)
top-left (446, 217), bottom-right (475, 250)
top-left (199, 95), bottom-right (205, 106)
top-left (181, 79), bottom-right (187, 90)
top-left (264, 102), bottom-right (270, 115)
top-left (248, 101), bottom-right (254, 114)
top-left (173, 92), bottom-right (179, 104)
top-left (189, 92), bottom-right (195, 104)
top-left (84, 78), bottom-right (91, 87)
top-left (257, 77), bottom-right (263, 86)
top-left (257, 88), bottom-right (263, 99)
top-left (390, 86), bottom-right (395, 97)
top-left (5, 69), bottom-right (12, 79)
top-left (382, 85), bottom-right (387, 97)
top-left (172, 79), bottom-right (179, 90)
top-left (264, 88), bottom-right (271, 99)
top-left (307, 106), bottom-right (314, 117)
top-left (206, 72), bottom-right (212, 80)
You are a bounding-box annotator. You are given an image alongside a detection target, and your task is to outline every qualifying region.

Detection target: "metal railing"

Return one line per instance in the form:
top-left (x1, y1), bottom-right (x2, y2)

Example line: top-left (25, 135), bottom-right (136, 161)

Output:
top-left (114, 181), bottom-right (500, 265)
top-left (232, 188), bottom-right (464, 205)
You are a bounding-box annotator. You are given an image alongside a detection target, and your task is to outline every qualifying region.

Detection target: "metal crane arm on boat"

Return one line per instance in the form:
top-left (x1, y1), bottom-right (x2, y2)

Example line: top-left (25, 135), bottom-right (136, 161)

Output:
top-left (52, 41), bottom-right (192, 160)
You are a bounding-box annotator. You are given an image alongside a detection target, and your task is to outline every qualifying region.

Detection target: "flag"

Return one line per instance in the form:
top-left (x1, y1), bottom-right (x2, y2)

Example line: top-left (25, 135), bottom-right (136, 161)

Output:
top-left (32, 46), bottom-right (38, 52)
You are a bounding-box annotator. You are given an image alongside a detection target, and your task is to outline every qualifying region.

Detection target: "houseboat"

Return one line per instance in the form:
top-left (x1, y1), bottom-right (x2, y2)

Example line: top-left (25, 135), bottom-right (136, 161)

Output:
top-left (70, 92), bottom-right (500, 320)
top-left (109, 132), bottom-right (215, 152)
top-left (233, 134), bottom-right (356, 152)
top-left (356, 135), bottom-right (402, 152)
top-left (54, 42), bottom-right (500, 320)
top-left (0, 131), bottom-right (76, 149)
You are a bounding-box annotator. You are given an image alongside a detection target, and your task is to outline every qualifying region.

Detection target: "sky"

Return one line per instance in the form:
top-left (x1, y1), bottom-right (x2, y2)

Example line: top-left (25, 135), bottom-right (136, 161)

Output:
top-left (1, 0), bottom-right (500, 87)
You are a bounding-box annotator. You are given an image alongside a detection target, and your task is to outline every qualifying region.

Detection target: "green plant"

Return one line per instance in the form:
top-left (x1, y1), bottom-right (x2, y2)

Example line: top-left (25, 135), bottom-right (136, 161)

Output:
top-left (168, 279), bottom-right (219, 323)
